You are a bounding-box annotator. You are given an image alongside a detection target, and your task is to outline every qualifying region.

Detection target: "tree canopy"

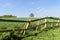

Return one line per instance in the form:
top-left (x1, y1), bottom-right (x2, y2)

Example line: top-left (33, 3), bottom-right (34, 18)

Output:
top-left (29, 13), bottom-right (34, 17)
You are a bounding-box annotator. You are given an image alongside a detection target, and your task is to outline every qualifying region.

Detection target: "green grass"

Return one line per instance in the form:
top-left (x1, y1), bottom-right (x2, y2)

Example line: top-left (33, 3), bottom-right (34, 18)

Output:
top-left (0, 18), bottom-right (60, 40)
top-left (22, 26), bottom-right (60, 40)
top-left (0, 17), bottom-right (38, 20)
top-left (0, 22), bottom-right (25, 29)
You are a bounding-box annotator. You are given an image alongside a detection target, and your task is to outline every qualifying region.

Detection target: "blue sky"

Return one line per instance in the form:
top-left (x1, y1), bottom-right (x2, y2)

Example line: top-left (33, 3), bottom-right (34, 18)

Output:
top-left (0, 0), bottom-right (60, 17)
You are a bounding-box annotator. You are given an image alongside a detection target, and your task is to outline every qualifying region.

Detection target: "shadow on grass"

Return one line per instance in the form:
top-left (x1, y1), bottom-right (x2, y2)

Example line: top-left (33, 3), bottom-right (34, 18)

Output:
top-left (2, 31), bottom-right (24, 40)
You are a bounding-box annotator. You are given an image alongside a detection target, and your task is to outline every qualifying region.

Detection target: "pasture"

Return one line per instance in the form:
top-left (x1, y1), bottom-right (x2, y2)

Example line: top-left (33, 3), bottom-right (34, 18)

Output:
top-left (0, 17), bottom-right (60, 40)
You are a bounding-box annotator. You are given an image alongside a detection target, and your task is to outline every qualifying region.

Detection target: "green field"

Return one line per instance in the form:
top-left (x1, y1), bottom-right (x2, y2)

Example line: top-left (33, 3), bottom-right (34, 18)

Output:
top-left (23, 26), bottom-right (60, 40)
top-left (0, 17), bottom-right (60, 40)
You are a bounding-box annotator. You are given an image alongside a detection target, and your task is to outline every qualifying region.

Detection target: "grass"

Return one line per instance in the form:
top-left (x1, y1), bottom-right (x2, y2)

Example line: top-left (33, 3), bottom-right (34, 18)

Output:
top-left (0, 17), bottom-right (60, 40)
top-left (22, 26), bottom-right (60, 40)
top-left (0, 18), bottom-right (38, 40)
top-left (0, 22), bottom-right (25, 29)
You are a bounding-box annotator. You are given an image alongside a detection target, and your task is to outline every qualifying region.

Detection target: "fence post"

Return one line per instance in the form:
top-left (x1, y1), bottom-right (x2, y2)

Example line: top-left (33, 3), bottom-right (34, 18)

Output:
top-left (56, 20), bottom-right (59, 26)
top-left (36, 21), bottom-right (40, 31)
top-left (41, 17), bottom-right (47, 30)
top-left (22, 18), bottom-right (31, 36)
top-left (45, 18), bottom-right (47, 28)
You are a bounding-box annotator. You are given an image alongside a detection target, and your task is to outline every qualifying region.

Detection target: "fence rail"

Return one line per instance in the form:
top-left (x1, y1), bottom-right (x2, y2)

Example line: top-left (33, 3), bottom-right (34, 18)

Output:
top-left (0, 17), bottom-right (60, 35)
top-left (0, 29), bottom-right (27, 32)
top-left (0, 17), bottom-right (60, 22)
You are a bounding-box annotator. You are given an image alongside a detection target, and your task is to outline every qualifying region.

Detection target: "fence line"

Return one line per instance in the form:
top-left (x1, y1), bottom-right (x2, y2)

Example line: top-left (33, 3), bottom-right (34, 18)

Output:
top-left (0, 17), bottom-right (60, 22)
top-left (0, 17), bottom-right (60, 35)
top-left (0, 22), bottom-right (60, 32)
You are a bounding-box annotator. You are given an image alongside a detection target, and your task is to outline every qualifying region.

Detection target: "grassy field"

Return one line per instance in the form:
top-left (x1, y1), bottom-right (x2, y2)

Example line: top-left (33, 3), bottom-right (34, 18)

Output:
top-left (0, 18), bottom-right (37, 29)
top-left (23, 26), bottom-right (60, 40)
top-left (0, 17), bottom-right (60, 40)
top-left (0, 18), bottom-right (38, 40)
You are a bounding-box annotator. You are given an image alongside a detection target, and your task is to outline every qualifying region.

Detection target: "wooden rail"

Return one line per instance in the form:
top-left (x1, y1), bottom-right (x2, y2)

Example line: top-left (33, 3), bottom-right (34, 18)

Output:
top-left (0, 17), bottom-right (60, 35)
top-left (0, 17), bottom-right (60, 22)
top-left (0, 22), bottom-right (60, 32)
top-left (0, 29), bottom-right (27, 32)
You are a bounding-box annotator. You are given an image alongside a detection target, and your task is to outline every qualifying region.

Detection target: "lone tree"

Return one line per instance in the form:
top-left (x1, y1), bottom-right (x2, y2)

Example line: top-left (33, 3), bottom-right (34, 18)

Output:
top-left (29, 13), bottom-right (34, 17)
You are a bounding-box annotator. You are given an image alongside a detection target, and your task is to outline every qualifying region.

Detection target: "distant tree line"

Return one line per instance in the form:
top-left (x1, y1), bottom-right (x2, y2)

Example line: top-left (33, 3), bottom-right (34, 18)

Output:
top-left (0, 13), bottom-right (35, 18)
top-left (0, 14), bottom-right (17, 18)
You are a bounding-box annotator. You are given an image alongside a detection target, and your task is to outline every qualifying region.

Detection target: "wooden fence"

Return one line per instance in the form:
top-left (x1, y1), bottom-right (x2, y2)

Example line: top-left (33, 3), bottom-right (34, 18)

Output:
top-left (0, 17), bottom-right (60, 35)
